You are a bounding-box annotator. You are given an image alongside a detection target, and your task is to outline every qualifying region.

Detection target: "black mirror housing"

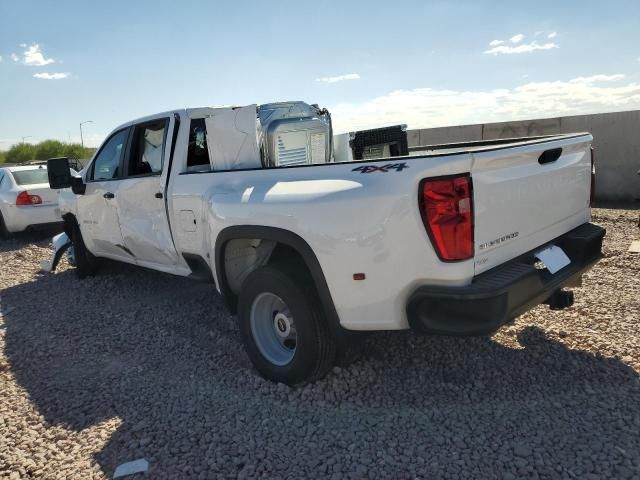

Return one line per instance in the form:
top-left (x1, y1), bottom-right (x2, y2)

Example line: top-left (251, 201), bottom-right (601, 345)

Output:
top-left (47, 157), bottom-right (86, 194)
top-left (47, 157), bottom-right (73, 189)
top-left (71, 175), bottom-right (86, 195)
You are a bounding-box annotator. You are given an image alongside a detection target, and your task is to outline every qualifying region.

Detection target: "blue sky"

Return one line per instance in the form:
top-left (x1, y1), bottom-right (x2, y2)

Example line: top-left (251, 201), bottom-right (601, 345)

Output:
top-left (1, 0), bottom-right (639, 149)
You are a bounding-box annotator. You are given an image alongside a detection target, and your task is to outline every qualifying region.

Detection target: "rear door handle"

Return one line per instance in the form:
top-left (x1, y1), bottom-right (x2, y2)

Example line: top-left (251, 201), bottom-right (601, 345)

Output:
top-left (103, 192), bottom-right (115, 199)
top-left (155, 192), bottom-right (163, 199)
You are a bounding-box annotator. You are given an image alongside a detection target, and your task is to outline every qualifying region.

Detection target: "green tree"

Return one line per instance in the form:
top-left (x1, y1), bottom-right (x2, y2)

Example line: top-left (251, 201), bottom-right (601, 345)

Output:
top-left (2, 140), bottom-right (96, 165)
top-left (34, 140), bottom-right (66, 160)
top-left (6, 143), bottom-right (36, 163)
top-left (63, 143), bottom-right (94, 160)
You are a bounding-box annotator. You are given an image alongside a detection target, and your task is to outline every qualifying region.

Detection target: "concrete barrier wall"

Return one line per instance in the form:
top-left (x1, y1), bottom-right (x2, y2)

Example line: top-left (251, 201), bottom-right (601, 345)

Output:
top-left (409, 110), bottom-right (640, 202)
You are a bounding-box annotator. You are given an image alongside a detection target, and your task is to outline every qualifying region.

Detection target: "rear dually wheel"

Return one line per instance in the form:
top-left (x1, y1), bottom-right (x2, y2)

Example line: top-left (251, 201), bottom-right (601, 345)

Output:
top-left (238, 264), bottom-right (336, 385)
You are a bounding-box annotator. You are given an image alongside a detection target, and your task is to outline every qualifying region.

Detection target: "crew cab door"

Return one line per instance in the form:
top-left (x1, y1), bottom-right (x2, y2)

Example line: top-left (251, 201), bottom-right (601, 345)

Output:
top-left (115, 117), bottom-right (180, 269)
top-left (77, 128), bottom-right (129, 259)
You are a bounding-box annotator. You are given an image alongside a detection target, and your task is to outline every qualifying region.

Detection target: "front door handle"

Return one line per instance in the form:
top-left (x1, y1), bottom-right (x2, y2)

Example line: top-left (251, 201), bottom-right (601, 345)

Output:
top-left (155, 192), bottom-right (163, 199)
top-left (103, 192), bottom-right (115, 199)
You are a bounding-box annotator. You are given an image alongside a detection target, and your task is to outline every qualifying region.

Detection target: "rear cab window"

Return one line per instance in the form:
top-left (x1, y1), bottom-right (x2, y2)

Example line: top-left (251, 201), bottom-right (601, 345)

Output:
top-left (186, 118), bottom-right (211, 171)
top-left (11, 168), bottom-right (49, 185)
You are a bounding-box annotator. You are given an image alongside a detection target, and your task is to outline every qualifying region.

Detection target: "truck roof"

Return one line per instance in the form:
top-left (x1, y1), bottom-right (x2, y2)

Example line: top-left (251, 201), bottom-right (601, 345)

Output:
top-left (111, 106), bottom-right (248, 133)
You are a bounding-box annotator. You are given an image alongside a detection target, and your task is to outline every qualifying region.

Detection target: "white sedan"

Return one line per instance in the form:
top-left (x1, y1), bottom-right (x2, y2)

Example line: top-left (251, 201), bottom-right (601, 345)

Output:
top-left (0, 164), bottom-right (63, 239)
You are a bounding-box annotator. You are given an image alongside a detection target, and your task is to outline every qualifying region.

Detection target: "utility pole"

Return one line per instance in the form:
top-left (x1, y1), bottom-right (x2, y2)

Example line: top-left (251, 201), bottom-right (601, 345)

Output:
top-left (21, 136), bottom-right (32, 143)
top-left (79, 120), bottom-right (93, 147)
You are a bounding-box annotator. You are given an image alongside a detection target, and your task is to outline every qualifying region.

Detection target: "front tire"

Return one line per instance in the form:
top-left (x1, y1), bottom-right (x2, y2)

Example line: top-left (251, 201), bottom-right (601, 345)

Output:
top-left (0, 212), bottom-right (10, 240)
top-left (70, 222), bottom-right (97, 278)
top-left (238, 265), bottom-right (336, 385)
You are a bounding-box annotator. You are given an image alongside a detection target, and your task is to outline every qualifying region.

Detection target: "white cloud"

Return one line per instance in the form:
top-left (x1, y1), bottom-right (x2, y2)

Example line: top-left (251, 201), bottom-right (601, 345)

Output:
top-left (328, 74), bottom-right (640, 133)
top-left (547, 32), bottom-right (557, 39)
top-left (316, 73), bottom-right (360, 83)
top-left (489, 39), bottom-right (504, 47)
top-left (10, 53), bottom-right (19, 62)
top-left (510, 33), bottom-right (525, 43)
top-left (568, 74), bottom-right (624, 83)
top-left (484, 41), bottom-right (558, 55)
top-left (21, 43), bottom-right (54, 66)
top-left (33, 72), bottom-right (68, 80)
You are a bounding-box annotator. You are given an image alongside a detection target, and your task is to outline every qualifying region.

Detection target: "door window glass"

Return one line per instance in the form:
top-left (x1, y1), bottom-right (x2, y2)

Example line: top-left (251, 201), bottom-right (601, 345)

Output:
top-left (91, 129), bottom-right (128, 181)
top-left (128, 119), bottom-right (168, 176)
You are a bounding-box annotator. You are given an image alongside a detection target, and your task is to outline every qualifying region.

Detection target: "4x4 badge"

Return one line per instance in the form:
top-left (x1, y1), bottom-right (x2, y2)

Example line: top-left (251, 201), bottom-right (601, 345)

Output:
top-left (352, 162), bottom-right (409, 173)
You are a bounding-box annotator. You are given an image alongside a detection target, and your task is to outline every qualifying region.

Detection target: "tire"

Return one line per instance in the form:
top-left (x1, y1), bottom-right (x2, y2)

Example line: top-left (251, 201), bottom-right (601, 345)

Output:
top-left (70, 222), bottom-right (97, 279)
top-left (0, 212), bottom-right (10, 240)
top-left (238, 264), bottom-right (336, 385)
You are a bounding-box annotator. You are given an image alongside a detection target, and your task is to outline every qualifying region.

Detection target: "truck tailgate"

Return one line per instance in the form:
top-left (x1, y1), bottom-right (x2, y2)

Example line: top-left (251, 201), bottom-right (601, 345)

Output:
top-left (471, 134), bottom-right (592, 275)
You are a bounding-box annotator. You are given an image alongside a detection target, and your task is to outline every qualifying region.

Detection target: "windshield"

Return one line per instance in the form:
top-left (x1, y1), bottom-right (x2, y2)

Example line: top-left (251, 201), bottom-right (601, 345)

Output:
top-left (11, 168), bottom-right (49, 186)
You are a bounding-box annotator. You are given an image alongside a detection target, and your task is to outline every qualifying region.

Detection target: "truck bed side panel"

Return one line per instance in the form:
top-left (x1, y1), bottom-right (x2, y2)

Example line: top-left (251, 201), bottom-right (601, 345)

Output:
top-left (169, 154), bottom-right (473, 330)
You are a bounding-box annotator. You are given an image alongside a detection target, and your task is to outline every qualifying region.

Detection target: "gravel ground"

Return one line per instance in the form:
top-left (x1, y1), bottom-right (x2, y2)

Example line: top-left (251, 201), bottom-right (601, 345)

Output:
top-left (1, 208), bottom-right (639, 479)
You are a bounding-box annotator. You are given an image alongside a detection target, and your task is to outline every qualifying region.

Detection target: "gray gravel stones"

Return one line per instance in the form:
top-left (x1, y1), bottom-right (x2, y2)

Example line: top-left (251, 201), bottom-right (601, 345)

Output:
top-left (1, 208), bottom-right (639, 479)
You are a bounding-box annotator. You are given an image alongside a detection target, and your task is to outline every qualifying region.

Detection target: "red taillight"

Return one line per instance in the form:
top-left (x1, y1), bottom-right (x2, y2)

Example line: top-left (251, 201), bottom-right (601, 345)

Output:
top-left (16, 191), bottom-right (43, 206)
top-left (420, 174), bottom-right (474, 261)
top-left (590, 147), bottom-right (596, 207)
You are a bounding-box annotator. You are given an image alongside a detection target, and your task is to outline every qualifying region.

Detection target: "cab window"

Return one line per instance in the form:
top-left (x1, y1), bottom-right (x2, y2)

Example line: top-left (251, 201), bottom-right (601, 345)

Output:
top-left (127, 119), bottom-right (168, 176)
top-left (91, 128), bottom-right (129, 181)
top-left (186, 118), bottom-right (210, 171)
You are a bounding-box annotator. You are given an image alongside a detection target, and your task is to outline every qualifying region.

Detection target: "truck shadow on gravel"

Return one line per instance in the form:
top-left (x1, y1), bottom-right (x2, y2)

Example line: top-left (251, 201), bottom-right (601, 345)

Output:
top-left (3, 262), bottom-right (640, 479)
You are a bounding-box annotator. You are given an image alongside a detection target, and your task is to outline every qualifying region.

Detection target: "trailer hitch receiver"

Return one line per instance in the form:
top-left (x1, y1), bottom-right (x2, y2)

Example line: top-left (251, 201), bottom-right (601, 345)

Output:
top-left (545, 289), bottom-right (574, 310)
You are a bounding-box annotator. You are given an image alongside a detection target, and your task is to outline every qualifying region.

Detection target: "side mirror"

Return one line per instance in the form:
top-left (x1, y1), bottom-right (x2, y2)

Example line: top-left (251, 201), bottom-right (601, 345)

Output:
top-left (71, 175), bottom-right (86, 195)
top-left (47, 157), bottom-right (86, 194)
top-left (47, 157), bottom-right (72, 189)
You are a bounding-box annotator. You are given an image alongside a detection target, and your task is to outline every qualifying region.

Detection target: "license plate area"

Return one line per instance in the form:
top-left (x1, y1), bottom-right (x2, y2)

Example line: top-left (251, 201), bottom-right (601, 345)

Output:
top-left (534, 245), bottom-right (571, 274)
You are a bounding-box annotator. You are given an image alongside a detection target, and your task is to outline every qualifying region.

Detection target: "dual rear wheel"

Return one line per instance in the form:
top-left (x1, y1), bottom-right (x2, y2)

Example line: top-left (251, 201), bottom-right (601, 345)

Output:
top-left (238, 265), bottom-right (336, 386)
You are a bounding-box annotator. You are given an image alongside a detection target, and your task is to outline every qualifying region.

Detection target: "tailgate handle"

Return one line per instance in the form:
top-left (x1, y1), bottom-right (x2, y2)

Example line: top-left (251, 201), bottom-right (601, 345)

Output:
top-left (538, 148), bottom-right (562, 165)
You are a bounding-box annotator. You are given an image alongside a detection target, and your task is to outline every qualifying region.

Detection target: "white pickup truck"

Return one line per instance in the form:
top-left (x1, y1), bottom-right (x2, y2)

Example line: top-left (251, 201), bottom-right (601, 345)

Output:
top-left (46, 101), bottom-right (605, 385)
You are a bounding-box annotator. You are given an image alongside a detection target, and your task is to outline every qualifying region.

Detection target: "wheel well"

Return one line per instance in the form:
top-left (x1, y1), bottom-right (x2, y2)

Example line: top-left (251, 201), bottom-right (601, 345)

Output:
top-left (61, 213), bottom-right (77, 237)
top-left (214, 226), bottom-right (345, 340)
top-left (221, 239), bottom-right (312, 303)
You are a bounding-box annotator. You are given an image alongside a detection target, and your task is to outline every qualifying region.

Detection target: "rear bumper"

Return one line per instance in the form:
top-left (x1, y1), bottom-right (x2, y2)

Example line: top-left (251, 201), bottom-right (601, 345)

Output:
top-left (407, 222), bottom-right (605, 336)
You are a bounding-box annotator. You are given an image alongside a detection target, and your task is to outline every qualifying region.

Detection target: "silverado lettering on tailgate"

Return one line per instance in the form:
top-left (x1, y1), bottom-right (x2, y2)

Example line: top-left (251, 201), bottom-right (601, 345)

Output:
top-left (479, 231), bottom-right (519, 251)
